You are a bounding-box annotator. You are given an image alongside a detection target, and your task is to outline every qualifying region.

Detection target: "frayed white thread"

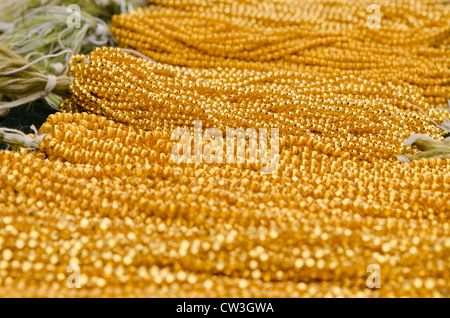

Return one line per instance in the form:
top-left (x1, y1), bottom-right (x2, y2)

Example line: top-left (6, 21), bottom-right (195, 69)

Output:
top-left (0, 109), bottom-right (9, 117)
top-left (0, 22), bottom-right (12, 32)
top-left (436, 99), bottom-right (450, 112)
top-left (94, 0), bottom-right (110, 7)
top-left (25, 52), bottom-right (43, 62)
top-left (393, 92), bottom-right (450, 133)
top-left (0, 125), bottom-right (49, 150)
top-left (396, 155), bottom-right (411, 163)
top-left (0, 49), bottom-right (73, 115)
top-left (402, 134), bottom-right (436, 146)
top-left (441, 118), bottom-right (450, 132)
top-left (0, 49), bottom-right (73, 76)
top-left (50, 62), bottom-right (65, 75)
top-left (113, 0), bottom-right (128, 13)
top-left (83, 19), bottom-right (110, 46)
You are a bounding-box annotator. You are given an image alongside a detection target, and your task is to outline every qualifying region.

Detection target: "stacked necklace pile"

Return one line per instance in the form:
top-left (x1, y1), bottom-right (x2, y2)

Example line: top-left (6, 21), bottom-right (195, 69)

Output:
top-left (0, 0), bottom-right (449, 297)
top-left (62, 47), bottom-right (445, 163)
top-left (0, 110), bottom-right (449, 297)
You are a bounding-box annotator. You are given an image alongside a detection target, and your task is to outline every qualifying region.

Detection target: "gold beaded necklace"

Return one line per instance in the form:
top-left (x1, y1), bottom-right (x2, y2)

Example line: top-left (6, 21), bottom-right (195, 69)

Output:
top-left (1, 0), bottom-right (450, 298)
top-left (0, 110), bottom-right (449, 297)
top-left (61, 47), bottom-right (446, 162)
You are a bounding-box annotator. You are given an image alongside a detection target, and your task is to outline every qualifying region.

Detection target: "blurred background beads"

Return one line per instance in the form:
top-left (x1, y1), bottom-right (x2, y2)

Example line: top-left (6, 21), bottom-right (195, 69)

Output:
top-left (111, 0), bottom-right (450, 108)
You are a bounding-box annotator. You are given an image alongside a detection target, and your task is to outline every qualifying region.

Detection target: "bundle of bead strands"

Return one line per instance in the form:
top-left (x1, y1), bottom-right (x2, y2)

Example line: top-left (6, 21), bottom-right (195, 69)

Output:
top-left (111, 0), bottom-right (450, 108)
top-left (4, 45), bottom-right (445, 161)
top-left (0, 43), bottom-right (431, 163)
top-left (0, 112), bottom-right (449, 297)
top-left (60, 47), bottom-right (447, 161)
top-left (0, 1), bottom-right (449, 298)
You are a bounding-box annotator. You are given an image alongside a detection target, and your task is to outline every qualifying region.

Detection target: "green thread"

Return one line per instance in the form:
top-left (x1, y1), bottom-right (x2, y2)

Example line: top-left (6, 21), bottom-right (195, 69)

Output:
top-left (0, 125), bottom-right (48, 150)
top-left (398, 137), bottom-right (450, 162)
top-left (398, 101), bottom-right (450, 163)
top-left (0, 0), bottom-right (148, 111)
top-left (0, 0), bottom-right (149, 25)
top-left (2, 6), bottom-right (115, 74)
top-left (0, 45), bottom-right (71, 111)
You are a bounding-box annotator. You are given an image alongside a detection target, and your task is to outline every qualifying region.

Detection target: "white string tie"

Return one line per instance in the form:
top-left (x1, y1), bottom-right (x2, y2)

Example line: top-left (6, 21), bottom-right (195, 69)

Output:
top-left (0, 74), bottom-right (57, 112)
top-left (0, 125), bottom-right (49, 150)
top-left (0, 49), bottom-right (73, 116)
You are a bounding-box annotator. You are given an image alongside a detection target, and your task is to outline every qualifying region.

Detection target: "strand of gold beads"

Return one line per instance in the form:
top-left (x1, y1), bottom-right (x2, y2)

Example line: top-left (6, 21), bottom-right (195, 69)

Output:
top-left (61, 47), bottom-right (447, 163)
top-left (111, 0), bottom-right (450, 107)
top-left (0, 112), bottom-right (449, 297)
